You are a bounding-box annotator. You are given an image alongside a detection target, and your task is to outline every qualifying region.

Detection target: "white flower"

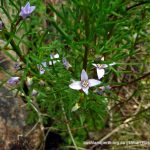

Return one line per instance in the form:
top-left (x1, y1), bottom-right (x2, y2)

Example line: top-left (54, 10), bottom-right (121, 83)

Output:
top-left (49, 53), bottom-right (60, 65)
top-left (69, 69), bottom-right (100, 95)
top-left (26, 76), bottom-right (33, 87)
top-left (7, 77), bottom-right (20, 85)
top-left (93, 57), bottom-right (116, 79)
top-left (37, 62), bottom-right (47, 75)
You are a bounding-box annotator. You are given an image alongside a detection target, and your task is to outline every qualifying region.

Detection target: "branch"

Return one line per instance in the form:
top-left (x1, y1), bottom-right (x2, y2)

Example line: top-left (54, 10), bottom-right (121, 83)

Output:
top-left (111, 72), bottom-right (150, 89)
top-left (126, 1), bottom-right (150, 11)
top-left (60, 100), bottom-right (78, 150)
top-left (89, 117), bottom-right (133, 150)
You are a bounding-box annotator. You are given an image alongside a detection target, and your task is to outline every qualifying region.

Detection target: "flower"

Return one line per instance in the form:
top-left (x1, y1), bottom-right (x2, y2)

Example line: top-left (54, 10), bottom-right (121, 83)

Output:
top-left (26, 76), bottom-right (33, 87)
top-left (69, 69), bottom-right (100, 95)
top-left (93, 57), bottom-right (116, 79)
top-left (32, 89), bottom-right (38, 96)
top-left (94, 85), bottom-right (111, 95)
top-left (37, 62), bottom-right (47, 75)
top-left (19, 2), bottom-right (36, 19)
top-left (7, 77), bottom-right (20, 85)
top-left (39, 80), bottom-right (45, 86)
top-left (49, 53), bottom-right (60, 65)
top-left (14, 63), bottom-right (20, 70)
top-left (62, 57), bottom-right (72, 70)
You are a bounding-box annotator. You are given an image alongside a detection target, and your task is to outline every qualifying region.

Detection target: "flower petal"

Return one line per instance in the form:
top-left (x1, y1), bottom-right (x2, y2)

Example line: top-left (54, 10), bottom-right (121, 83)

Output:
top-left (92, 63), bottom-right (97, 67)
top-left (109, 62), bottom-right (116, 66)
top-left (30, 6), bottom-right (36, 13)
top-left (102, 64), bottom-right (108, 68)
top-left (49, 60), bottom-right (57, 65)
top-left (54, 53), bottom-right (59, 59)
top-left (62, 58), bottom-right (72, 70)
top-left (97, 68), bottom-right (105, 79)
top-left (101, 57), bottom-right (104, 61)
top-left (88, 79), bottom-right (101, 87)
top-left (32, 89), bottom-right (38, 96)
top-left (40, 68), bottom-right (45, 74)
top-left (69, 81), bottom-right (81, 90)
top-left (82, 87), bottom-right (89, 95)
top-left (41, 62), bottom-right (47, 67)
top-left (25, 2), bottom-right (30, 9)
top-left (7, 77), bottom-right (20, 85)
top-left (81, 69), bottom-right (88, 81)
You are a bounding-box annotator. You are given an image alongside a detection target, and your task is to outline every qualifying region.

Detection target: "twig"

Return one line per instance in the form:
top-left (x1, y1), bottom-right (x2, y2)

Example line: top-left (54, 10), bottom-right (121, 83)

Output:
top-left (111, 72), bottom-right (150, 89)
top-left (90, 104), bottom-right (150, 150)
top-left (25, 121), bottom-right (40, 137)
top-left (61, 99), bottom-right (78, 150)
top-left (89, 117), bottom-right (134, 150)
top-left (126, 1), bottom-right (150, 11)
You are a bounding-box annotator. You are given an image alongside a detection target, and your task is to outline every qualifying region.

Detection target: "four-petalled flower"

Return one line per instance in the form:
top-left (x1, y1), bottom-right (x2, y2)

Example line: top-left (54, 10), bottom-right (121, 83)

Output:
top-left (20, 2), bottom-right (36, 19)
top-left (69, 69), bottom-right (100, 95)
top-left (93, 58), bottom-right (116, 79)
top-left (7, 77), bottom-right (20, 85)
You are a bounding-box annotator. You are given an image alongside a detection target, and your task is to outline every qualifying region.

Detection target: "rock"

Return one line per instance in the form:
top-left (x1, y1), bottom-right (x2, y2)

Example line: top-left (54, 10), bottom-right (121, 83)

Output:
top-left (0, 86), bottom-right (43, 150)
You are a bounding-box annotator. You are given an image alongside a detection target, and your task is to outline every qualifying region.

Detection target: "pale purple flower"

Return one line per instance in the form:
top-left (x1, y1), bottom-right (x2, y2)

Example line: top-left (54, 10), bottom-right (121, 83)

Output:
top-left (32, 89), bottom-right (38, 96)
top-left (95, 85), bottom-right (111, 95)
top-left (7, 77), bottom-right (20, 85)
top-left (0, 21), bottom-right (3, 30)
top-left (20, 2), bottom-right (36, 19)
top-left (93, 57), bottom-right (116, 79)
top-left (14, 63), bottom-right (21, 70)
top-left (49, 53), bottom-right (60, 65)
top-left (37, 62), bottom-right (47, 75)
top-left (69, 69), bottom-right (100, 95)
top-left (62, 58), bottom-right (72, 70)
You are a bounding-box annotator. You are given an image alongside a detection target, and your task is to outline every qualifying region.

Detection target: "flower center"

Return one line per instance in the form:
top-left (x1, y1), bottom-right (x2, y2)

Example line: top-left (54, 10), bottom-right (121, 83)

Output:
top-left (81, 80), bottom-right (89, 88)
top-left (97, 64), bottom-right (103, 69)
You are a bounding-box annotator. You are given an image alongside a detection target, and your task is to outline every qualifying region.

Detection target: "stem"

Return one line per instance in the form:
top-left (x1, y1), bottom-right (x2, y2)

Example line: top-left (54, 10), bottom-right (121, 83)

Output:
top-left (4, 31), bottom-right (24, 62)
top-left (61, 99), bottom-right (78, 150)
top-left (0, 17), bottom-right (25, 63)
top-left (83, 7), bottom-right (90, 70)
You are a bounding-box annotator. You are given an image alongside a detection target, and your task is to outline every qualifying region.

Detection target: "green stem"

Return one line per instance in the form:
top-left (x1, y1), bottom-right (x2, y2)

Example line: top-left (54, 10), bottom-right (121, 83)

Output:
top-left (83, 8), bottom-right (90, 70)
top-left (0, 17), bottom-right (24, 63)
top-left (4, 30), bottom-right (24, 62)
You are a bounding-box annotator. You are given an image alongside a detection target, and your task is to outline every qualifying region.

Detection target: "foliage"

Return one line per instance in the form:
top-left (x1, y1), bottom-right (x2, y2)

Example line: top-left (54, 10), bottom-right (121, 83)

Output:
top-left (0, 0), bottom-right (150, 149)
